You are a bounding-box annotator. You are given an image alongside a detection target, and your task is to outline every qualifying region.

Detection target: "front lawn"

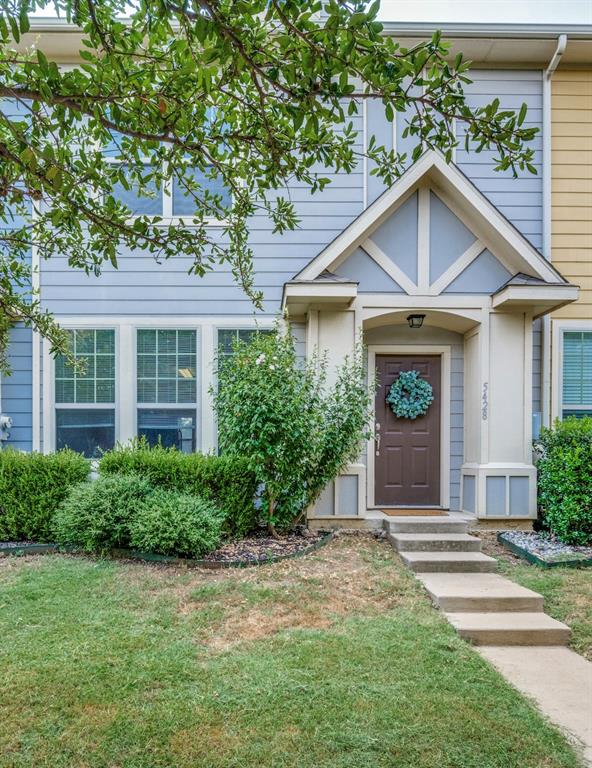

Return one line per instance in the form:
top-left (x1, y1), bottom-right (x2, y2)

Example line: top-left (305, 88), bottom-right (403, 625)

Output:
top-left (481, 532), bottom-right (592, 662)
top-left (0, 536), bottom-right (582, 768)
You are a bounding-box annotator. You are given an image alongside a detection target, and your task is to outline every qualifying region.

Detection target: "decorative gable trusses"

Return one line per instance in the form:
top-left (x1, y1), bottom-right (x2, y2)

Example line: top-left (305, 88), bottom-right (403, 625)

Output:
top-left (294, 151), bottom-right (568, 296)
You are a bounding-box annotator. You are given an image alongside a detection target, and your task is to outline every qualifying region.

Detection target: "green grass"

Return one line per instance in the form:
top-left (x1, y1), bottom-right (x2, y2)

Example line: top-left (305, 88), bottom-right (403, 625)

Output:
top-left (479, 533), bottom-right (592, 662)
top-left (0, 537), bottom-right (582, 768)
top-left (497, 558), bottom-right (592, 662)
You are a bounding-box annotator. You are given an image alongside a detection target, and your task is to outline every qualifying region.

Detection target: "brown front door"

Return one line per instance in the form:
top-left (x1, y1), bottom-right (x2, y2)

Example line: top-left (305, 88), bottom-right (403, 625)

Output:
top-left (374, 355), bottom-right (441, 507)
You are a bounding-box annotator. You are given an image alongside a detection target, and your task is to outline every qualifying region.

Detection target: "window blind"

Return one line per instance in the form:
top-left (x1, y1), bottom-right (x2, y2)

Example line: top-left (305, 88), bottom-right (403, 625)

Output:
top-left (562, 331), bottom-right (592, 413)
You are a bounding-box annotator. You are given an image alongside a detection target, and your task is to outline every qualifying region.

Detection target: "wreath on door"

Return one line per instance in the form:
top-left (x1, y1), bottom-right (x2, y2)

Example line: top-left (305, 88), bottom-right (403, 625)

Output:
top-left (386, 370), bottom-right (434, 420)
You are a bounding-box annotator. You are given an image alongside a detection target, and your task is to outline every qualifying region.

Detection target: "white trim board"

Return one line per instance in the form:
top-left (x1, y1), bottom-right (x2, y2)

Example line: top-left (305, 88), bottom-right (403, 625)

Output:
top-left (551, 319), bottom-right (592, 422)
top-left (366, 344), bottom-right (451, 510)
top-left (361, 238), bottom-right (417, 295)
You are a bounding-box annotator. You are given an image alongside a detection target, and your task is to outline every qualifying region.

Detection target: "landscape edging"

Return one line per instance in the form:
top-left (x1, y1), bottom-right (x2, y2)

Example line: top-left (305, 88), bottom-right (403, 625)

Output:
top-left (497, 532), bottom-right (592, 569)
top-left (0, 531), bottom-right (334, 568)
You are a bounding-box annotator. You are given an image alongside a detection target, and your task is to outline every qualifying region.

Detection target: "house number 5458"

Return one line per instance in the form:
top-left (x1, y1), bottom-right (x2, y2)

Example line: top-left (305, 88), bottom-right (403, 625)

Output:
top-left (482, 382), bottom-right (488, 421)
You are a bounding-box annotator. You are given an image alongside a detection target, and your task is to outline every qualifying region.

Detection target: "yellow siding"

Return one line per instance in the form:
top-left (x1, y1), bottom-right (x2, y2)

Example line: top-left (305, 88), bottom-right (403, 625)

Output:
top-left (552, 70), bottom-right (592, 321)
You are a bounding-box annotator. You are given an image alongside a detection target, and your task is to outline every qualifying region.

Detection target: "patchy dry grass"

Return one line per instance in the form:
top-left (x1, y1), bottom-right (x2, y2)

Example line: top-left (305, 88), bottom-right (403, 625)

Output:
top-left (480, 532), bottom-right (592, 662)
top-left (165, 533), bottom-right (421, 648)
top-left (0, 534), bottom-right (583, 768)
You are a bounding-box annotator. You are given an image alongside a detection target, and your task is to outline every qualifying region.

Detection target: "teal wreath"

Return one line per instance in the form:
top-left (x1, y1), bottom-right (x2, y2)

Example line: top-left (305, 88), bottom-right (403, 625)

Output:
top-left (386, 370), bottom-right (434, 420)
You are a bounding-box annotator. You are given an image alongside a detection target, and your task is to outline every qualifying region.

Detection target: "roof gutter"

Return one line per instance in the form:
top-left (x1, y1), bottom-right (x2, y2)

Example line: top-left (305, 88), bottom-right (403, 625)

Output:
top-left (25, 17), bottom-right (592, 38)
top-left (379, 21), bottom-right (592, 39)
top-left (541, 34), bottom-right (567, 429)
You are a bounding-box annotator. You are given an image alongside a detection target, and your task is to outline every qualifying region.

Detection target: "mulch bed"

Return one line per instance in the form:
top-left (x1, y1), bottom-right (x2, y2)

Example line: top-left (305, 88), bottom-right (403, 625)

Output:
top-left (0, 529), bottom-right (332, 567)
top-left (202, 529), bottom-right (327, 564)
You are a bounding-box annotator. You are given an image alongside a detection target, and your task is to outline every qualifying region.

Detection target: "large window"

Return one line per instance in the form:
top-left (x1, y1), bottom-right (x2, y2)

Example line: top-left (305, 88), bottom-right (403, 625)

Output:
top-left (55, 329), bottom-right (116, 457)
top-left (137, 329), bottom-right (197, 452)
top-left (562, 331), bottom-right (592, 419)
top-left (217, 328), bottom-right (269, 361)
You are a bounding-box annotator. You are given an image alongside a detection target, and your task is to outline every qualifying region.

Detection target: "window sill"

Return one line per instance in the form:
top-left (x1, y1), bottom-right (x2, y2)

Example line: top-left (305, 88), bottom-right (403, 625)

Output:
top-left (126, 216), bottom-right (228, 228)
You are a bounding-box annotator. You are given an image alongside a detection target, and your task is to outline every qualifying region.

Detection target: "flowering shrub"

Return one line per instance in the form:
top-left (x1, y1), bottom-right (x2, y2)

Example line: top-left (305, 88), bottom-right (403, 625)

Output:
top-left (213, 324), bottom-right (372, 533)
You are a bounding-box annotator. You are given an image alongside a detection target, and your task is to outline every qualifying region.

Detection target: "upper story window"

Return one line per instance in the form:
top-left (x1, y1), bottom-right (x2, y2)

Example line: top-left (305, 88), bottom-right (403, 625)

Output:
top-left (55, 329), bottom-right (116, 457)
top-left (136, 329), bottom-right (198, 453)
top-left (109, 162), bottom-right (230, 220)
top-left (104, 127), bottom-right (230, 219)
top-left (562, 331), bottom-right (592, 419)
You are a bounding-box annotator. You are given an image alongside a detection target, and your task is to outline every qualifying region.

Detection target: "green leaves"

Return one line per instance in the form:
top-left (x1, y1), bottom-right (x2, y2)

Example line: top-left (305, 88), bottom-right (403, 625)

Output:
top-left (0, 0), bottom-right (539, 372)
top-left (536, 417), bottom-right (592, 546)
top-left (212, 325), bottom-right (372, 530)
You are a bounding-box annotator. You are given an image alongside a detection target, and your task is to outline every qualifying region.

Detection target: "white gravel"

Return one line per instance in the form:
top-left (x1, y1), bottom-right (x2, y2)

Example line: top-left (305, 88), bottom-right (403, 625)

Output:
top-left (501, 530), bottom-right (592, 561)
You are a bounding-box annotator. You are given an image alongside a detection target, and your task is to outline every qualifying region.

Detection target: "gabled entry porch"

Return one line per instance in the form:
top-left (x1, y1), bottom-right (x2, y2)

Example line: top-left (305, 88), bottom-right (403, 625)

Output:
top-left (282, 151), bottom-right (578, 526)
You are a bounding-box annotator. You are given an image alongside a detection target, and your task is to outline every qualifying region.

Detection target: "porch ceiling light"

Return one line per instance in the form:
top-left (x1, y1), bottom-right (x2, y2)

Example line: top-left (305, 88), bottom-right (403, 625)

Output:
top-left (407, 314), bottom-right (425, 329)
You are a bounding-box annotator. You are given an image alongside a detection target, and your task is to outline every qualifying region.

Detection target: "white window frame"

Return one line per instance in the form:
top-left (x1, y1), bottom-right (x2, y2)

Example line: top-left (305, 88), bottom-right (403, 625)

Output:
top-left (552, 319), bottom-right (592, 422)
top-left (212, 323), bottom-right (275, 452)
top-left (134, 326), bottom-right (200, 452)
top-left (43, 316), bottom-right (275, 455)
top-left (104, 154), bottom-right (229, 227)
top-left (49, 324), bottom-right (120, 455)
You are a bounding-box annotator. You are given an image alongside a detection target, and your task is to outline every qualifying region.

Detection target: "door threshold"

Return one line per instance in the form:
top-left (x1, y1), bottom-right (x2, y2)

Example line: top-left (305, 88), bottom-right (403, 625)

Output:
top-left (380, 508), bottom-right (449, 517)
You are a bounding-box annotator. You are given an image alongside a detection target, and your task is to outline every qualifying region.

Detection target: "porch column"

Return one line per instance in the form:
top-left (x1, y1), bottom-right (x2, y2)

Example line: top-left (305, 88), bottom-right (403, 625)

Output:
top-left (461, 311), bottom-right (537, 520)
top-left (308, 307), bottom-right (366, 522)
top-left (317, 308), bottom-right (356, 384)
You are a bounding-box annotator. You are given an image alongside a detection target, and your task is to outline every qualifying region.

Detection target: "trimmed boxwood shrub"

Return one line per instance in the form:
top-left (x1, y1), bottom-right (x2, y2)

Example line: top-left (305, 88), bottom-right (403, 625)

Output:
top-left (99, 442), bottom-right (258, 537)
top-left (130, 489), bottom-right (224, 558)
top-left (53, 474), bottom-right (154, 553)
top-left (0, 449), bottom-right (89, 541)
top-left (536, 416), bottom-right (592, 545)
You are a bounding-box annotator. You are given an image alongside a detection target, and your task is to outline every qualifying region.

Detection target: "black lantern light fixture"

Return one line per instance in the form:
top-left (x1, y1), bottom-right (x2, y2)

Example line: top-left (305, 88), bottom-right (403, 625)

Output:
top-left (407, 314), bottom-right (425, 329)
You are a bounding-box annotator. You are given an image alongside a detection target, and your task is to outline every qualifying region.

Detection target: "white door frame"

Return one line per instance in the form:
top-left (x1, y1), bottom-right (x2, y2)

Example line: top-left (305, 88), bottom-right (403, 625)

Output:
top-left (367, 344), bottom-right (451, 509)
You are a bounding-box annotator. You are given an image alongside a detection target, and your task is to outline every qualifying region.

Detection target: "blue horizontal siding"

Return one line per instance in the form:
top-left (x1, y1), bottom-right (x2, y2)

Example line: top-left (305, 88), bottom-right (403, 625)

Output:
top-left (456, 70), bottom-right (543, 250)
top-left (23, 67), bottom-right (545, 445)
top-left (38, 67), bottom-right (544, 319)
top-left (1, 324), bottom-right (33, 451)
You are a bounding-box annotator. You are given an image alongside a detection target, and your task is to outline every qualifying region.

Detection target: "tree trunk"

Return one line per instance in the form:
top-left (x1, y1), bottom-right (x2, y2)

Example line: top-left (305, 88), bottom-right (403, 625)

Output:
top-left (267, 497), bottom-right (280, 539)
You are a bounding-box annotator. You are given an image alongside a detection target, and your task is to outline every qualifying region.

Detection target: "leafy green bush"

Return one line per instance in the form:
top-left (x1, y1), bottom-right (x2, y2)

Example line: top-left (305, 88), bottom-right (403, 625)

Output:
top-left (53, 474), bottom-right (154, 553)
top-left (130, 489), bottom-right (224, 558)
top-left (0, 449), bottom-right (89, 541)
top-left (99, 442), bottom-right (258, 537)
top-left (536, 417), bottom-right (592, 545)
top-left (213, 326), bottom-right (372, 533)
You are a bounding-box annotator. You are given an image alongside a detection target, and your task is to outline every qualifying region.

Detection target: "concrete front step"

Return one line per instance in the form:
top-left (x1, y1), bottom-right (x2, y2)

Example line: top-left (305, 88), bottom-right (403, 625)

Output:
top-left (384, 516), bottom-right (469, 535)
top-left (399, 550), bottom-right (497, 573)
top-left (417, 573), bottom-right (545, 612)
top-left (446, 611), bottom-right (570, 646)
top-left (389, 532), bottom-right (481, 553)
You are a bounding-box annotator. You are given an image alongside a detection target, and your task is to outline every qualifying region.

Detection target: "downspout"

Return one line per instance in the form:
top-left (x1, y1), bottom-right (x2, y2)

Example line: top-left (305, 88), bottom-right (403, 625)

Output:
top-left (541, 34), bottom-right (567, 428)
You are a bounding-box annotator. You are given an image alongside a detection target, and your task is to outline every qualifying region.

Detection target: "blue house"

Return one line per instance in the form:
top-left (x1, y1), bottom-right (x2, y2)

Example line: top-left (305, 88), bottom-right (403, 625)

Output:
top-left (1, 21), bottom-right (586, 526)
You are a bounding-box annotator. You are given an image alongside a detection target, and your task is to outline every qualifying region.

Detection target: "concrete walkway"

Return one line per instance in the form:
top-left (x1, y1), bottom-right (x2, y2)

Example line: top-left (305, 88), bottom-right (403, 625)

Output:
top-left (479, 645), bottom-right (592, 765)
top-left (385, 515), bottom-right (592, 764)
